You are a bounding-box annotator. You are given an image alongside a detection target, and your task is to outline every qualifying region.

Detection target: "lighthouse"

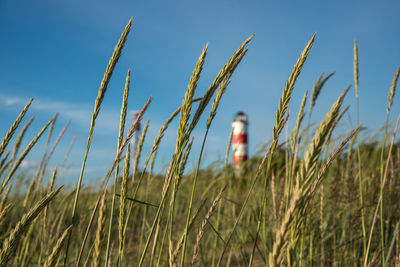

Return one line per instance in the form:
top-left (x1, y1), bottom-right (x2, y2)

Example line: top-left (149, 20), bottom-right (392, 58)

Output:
top-left (232, 111), bottom-right (248, 166)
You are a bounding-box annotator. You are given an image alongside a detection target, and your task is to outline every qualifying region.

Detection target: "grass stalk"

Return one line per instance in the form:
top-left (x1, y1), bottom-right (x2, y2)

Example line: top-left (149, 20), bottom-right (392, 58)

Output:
top-left (248, 33), bottom-right (316, 266)
top-left (0, 186), bottom-right (62, 266)
top-left (1, 117), bottom-right (53, 195)
top-left (93, 191), bottom-right (107, 267)
top-left (118, 144), bottom-right (130, 266)
top-left (44, 225), bottom-right (72, 267)
top-left (66, 18), bottom-right (132, 266)
top-left (353, 40), bottom-right (367, 262)
top-left (0, 98), bottom-right (33, 159)
top-left (364, 116), bottom-right (400, 266)
top-left (105, 69), bottom-right (131, 266)
top-left (76, 97), bottom-right (150, 267)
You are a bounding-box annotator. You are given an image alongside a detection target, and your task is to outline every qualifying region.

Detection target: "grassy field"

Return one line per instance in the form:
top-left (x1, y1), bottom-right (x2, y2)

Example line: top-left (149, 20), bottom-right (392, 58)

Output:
top-left (0, 19), bottom-right (399, 266)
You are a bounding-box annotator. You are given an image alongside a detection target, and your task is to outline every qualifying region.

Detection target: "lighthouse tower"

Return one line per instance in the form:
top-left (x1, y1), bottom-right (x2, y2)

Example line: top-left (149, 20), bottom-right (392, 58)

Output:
top-left (232, 111), bottom-right (248, 166)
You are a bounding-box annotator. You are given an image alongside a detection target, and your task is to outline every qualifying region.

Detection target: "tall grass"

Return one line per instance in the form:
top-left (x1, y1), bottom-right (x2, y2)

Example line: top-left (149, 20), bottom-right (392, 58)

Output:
top-left (0, 19), bottom-right (399, 267)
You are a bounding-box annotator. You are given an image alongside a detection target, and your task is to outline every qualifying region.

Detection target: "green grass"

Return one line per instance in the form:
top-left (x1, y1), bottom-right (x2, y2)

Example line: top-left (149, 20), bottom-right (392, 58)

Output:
top-left (0, 19), bottom-right (399, 267)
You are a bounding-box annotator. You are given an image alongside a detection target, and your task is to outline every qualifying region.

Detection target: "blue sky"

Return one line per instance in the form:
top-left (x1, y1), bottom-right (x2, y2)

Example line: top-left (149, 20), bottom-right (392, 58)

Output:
top-left (0, 0), bottom-right (399, 185)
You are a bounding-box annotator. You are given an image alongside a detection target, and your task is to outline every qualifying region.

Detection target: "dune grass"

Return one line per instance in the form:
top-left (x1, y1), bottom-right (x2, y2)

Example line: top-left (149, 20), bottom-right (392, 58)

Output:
top-left (0, 19), bottom-right (399, 267)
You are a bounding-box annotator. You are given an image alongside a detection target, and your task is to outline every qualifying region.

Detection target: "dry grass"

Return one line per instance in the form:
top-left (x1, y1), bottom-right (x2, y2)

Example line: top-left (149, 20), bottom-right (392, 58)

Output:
top-left (0, 20), bottom-right (399, 267)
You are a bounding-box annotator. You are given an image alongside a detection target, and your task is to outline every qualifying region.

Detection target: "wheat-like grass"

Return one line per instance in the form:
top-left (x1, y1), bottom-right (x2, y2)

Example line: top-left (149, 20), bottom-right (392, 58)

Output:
top-left (299, 86), bottom-right (350, 185)
top-left (274, 34), bottom-right (315, 149)
top-left (309, 72), bottom-right (335, 114)
top-left (320, 184), bottom-right (325, 266)
top-left (118, 144), bottom-right (130, 265)
top-left (0, 151), bottom-right (10, 172)
top-left (76, 97), bottom-right (150, 267)
top-left (168, 45), bottom-right (208, 252)
top-left (172, 198), bottom-right (207, 262)
top-left (269, 127), bottom-right (360, 266)
top-left (177, 137), bottom-right (194, 187)
top-left (325, 105), bottom-right (350, 143)
top-left (70, 17), bottom-right (132, 230)
top-left (45, 113), bottom-right (58, 151)
top-left (269, 185), bottom-right (301, 267)
top-left (277, 115), bottom-right (357, 267)
top-left (219, 114), bottom-right (289, 267)
top-left (191, 185), bottom-right (227, 266)
top-left (132, 120), bottom-right (149, 184)
top-left (145, 97), bottom-right (201, 180)
top-left (16, 220), bottom-right (35, 266)
top-left (0, 117), bottom-right (53, 195)
top-left (0, 163), bottom-right (11, 182)
top-left (11, 117), bottom-right (34, 163)
top-left (187, 35), bottom-right (253, 136)
top-left (245, 33), bottom-right (316, 267)
top-left (166, 135), bottom-right (195, 250)
top-left (387, 67), bottom-right (400, 114)
top-left (117, 99), bottom-right (151, 158)
top-left (22, 117), bottom-right (58, 207)
top-left (379, 66), bottom-right (400, 267)
top-left (365, 116), bottom-right (400, 267)
top-left (167, 137), bottom-right (195, 265)
top-left (92, 191), bottom-right (107, 267)
top-left (43, 166), bottom-right (58, 241)
top-left (61, 136), bottom-right (75, 170)
top-left (176, 44), bottom-right (208, 156)
top-left (286, 91), bottom-right (308, 215)
top-left (0, 203), bottom-right (12, 223)
top-left (182, 47), bottom-right (248, 267)
top-left (119, 70), bottom-right (131, 152)
top-left (44, 120), bottom-right (70, 169)
top-left (138, 154), bottom-right (175, 267)
top-left (0, 98), bottom-right (33, 159)
top-left (121, 100), bottom-right (199, 263)
top-left (377, 67), bottom-right (400, 267)
top-left (0, 186), bottom-right (62, 266)
top-left (37, 120), bottom-right (70, 191)
top-left (23, 155), bottom-right (45, 207)
top-left (68, 17), bottom-right (133, 265)
top-left (105, 69), bottom-right (130, 266)
top-left (309, 73), bottom-right (324, 113)
top-left (207, 70), bottom-right (235, 128)
top-left (47, 166), bottom-right (57, 193)
top-left (207, 48), bottom-right (248, 128)
top-left (270, 171), bottom-right (278, 225)
top-left (291, 91), bottom-right (308, 152)
top-left (306, 126), bottom-right (361, 210)
top-left (23, 158), bottom-right (45, 207)
top-left (0, 184), bottom-right (12, 213)
top-left (353, 39), bottom-right (367, 260)
top-left (224, 129), bottom-right (233, 168)
top-left (354, 40), bottom-right (359, 98)
top-left (139, 37), bottom-right (251, 267)
top-left (44, 225), bottom-right (72, 267)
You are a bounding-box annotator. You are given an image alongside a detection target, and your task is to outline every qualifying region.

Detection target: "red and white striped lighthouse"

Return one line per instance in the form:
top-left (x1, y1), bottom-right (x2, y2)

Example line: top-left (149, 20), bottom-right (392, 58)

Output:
top-left (232, 111), bottom-right (248, 165)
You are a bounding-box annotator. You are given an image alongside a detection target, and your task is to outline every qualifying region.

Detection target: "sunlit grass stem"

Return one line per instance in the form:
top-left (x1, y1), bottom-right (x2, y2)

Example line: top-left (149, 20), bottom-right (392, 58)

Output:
top-left (0, 98), bottom-right (33, 159)
top-left (118, 144), bottom-right (130, 266)
top-left (354, 39), bottom-right (367, 261)
top-left (0, 117), bottom-right (53, 195)
top-left (378, 66), bottom-right (399, 266)
top-left (105, 70), bottom-right (130, 266)
top-left (76, 97), bottom-right (150, 267)
top-left (248, 33), bottom-right (316, 266)
top-left (66, 18), bottom-right (132, 266)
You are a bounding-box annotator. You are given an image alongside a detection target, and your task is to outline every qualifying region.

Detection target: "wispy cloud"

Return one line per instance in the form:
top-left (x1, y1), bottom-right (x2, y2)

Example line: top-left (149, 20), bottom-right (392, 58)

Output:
top-left (20, 159), bottom-right (38, 169)
top-left (0, 93), bottom-right (122, 131)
